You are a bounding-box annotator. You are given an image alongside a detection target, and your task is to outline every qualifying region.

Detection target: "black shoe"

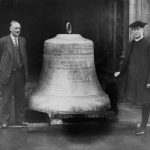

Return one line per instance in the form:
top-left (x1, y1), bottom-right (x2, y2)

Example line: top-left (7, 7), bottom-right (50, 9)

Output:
top-left (136, 127), bottom-right (146, 135)
top-left (1, 123), bottom-right (8, 128)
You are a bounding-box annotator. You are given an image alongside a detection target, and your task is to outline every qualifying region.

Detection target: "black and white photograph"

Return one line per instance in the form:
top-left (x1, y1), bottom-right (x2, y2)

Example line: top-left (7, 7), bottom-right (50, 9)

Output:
top-left (0, 0), bottom-right (150, 150)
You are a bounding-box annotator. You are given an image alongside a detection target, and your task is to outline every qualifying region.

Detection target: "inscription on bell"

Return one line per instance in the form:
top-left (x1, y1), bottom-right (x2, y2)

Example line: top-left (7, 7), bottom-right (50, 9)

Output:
top-left (29, 34), bottom-right (110, 113)
top-left (46, 53), bottom-right (94, 81)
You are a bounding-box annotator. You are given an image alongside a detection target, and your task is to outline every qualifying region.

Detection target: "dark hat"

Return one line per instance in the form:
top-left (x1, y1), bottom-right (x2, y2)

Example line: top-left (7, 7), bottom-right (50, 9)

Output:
top-left (129, 21), bottom-right (148, 28)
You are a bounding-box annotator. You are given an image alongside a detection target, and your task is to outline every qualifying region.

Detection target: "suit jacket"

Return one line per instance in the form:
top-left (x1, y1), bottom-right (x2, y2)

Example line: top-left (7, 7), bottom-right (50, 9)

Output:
top-left (0, 35), bottom-right (28, 85)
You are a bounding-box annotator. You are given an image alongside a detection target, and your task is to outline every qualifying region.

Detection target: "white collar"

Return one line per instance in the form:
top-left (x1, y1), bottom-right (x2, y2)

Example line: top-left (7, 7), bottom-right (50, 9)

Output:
top-left (134, 35), bottom-right (144, 42)
top-left (10, 34), bottom-right (18, 40)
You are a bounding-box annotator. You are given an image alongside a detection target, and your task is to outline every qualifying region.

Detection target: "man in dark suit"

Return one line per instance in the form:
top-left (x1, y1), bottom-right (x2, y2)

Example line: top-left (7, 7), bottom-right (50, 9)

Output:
top-left (114, 21), bottom-right (150, 135)
top-left (0, 20), bottom-right (28, 128)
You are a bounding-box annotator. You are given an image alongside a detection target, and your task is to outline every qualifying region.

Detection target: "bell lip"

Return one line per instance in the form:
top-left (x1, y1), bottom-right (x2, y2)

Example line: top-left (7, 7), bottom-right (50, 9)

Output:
top-left (29, 103), bottom-right (110, 115)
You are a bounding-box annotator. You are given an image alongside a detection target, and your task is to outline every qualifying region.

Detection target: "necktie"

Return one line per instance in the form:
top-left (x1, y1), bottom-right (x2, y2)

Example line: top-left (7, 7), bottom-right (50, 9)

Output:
top-left (15, 38), bottom-right (18, 46)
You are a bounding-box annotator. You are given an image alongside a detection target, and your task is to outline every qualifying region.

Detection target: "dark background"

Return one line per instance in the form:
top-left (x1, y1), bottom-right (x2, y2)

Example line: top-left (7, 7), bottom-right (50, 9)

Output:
top-left (0, 0), bottom-right (129, 116)
top-left (0, 0), bottom-right (127, 77)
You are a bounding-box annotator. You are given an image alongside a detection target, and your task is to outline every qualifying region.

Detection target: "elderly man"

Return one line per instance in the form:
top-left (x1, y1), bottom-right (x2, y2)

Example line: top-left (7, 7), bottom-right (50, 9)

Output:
top-left (0, 21), bottom-right (28, 128)
top-left (115, 21), bottom-right (150, 135)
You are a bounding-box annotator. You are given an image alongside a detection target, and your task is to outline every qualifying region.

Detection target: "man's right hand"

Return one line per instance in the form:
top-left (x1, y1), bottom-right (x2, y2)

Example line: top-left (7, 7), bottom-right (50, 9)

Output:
top-left (114, 72), bottom-right (120, 77)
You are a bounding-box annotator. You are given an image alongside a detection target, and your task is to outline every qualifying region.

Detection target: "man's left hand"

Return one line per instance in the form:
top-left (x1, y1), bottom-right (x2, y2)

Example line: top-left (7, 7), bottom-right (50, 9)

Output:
top-left (147, 84), bottom-right (150, 88)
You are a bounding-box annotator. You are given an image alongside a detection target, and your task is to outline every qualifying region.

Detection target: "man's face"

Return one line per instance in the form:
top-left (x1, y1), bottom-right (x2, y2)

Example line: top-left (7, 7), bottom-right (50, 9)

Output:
top-left (132, 27), bottom-right (144, 39)
top-left (10, 22), bottom-right (21, 37)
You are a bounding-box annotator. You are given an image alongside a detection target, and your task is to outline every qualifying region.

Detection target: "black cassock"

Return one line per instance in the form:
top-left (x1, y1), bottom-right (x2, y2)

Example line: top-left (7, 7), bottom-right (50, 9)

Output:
top-left (119, 38), bottom-right (150, 105)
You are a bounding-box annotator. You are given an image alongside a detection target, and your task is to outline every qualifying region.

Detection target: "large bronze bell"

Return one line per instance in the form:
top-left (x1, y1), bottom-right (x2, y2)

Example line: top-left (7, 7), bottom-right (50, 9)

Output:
top-left (29, 24), bottom-right (110, 114)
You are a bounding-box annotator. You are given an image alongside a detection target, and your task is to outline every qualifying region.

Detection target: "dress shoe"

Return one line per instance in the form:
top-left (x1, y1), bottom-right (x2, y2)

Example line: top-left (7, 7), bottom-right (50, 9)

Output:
top-left (136, 127), bottom-right (146, 135)
top-left (1, 123), bottom-right (8, 128)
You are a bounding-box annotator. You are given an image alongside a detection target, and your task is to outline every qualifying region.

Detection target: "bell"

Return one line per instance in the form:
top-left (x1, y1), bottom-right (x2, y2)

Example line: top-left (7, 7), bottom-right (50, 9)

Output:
top-left (29, 24), bottom-right (110, 114)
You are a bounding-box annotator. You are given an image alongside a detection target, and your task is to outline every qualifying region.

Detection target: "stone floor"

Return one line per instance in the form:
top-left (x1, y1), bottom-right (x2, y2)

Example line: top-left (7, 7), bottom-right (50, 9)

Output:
top-left (0, 103), bottom-right (150, 150)
top-left (0, 78), bottom-right (150, 150)
top-left (118, 103), bottom-right (142, 124)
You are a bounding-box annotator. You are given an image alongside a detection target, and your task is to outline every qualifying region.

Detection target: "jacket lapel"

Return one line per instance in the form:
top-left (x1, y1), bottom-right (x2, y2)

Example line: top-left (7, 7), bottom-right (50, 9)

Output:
top-left (6, 35), bottom-right (13, 59)
top-left (18, 36), bottom-right (25, 57)
top-left (6, 35), bottom-right (25, 61)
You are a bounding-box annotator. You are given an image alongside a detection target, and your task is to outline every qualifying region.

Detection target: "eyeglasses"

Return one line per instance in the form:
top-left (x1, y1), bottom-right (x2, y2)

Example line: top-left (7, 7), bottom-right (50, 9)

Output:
top-left (132, 27), bottom-right (142, 32)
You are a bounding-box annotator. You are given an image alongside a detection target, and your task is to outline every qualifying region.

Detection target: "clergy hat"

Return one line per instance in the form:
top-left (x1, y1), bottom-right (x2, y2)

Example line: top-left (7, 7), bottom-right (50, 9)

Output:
top-left (129, 21), bottom-right (147, 28)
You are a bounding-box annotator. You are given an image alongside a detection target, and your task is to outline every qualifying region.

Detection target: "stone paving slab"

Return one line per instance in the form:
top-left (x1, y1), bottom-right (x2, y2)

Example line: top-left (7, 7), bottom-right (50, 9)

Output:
top-left (118, 103), bottom-right (150, 127)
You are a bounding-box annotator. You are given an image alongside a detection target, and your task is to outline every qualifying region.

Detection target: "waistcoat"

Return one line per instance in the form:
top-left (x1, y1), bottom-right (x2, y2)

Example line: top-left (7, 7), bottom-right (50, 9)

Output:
top-left (12, 44), bottom-right (23, 70)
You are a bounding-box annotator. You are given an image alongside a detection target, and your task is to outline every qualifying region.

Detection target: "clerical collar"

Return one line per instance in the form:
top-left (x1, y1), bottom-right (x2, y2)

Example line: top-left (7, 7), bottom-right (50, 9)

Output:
top-left (134, 35), bottom-right (144, 42)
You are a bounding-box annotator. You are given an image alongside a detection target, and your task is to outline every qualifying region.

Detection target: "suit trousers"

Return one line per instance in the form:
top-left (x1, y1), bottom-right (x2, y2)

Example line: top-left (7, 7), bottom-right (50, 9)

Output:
top-left (0, 68), bottom-right (25, 124)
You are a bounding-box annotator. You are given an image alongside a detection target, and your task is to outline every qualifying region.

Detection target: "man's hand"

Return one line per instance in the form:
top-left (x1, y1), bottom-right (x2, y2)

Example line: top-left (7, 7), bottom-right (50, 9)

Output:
top-left (114, 72), bottom-right (120, 77)
top-left (147, 84), bottom-right (150, 88)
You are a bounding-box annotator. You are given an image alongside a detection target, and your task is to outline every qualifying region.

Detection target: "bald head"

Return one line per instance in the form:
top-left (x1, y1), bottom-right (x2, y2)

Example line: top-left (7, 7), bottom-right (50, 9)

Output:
top-left (9, 21), bottom-right (21, 37)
